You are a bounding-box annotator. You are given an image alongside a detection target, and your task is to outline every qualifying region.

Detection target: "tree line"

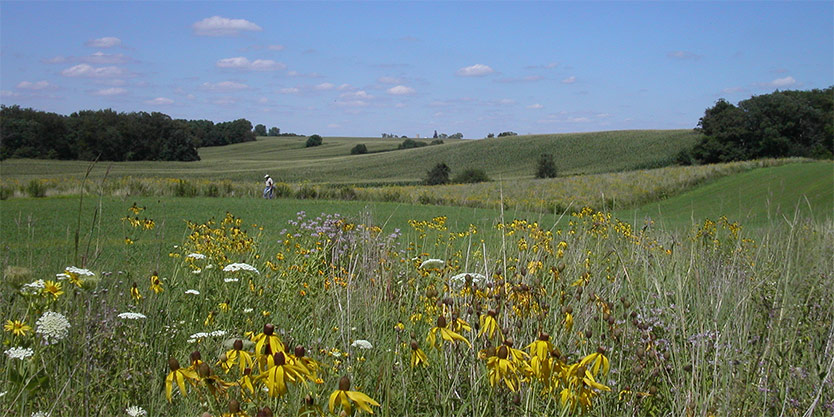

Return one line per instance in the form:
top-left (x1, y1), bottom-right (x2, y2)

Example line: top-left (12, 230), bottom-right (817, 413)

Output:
top-left (681, 86), bottom-right (833, 164)
top-left (0, 105), bottom-right (259, 161)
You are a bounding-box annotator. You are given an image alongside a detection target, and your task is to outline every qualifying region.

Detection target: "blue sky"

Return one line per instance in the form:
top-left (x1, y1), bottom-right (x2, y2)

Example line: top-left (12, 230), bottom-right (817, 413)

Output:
top-left (1, 1), bottom-right (832, 138)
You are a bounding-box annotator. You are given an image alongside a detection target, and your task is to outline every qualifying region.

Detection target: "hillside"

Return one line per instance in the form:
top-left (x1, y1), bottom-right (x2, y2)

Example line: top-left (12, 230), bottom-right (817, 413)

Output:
top-left (0, 130), bottom-right (700, 184)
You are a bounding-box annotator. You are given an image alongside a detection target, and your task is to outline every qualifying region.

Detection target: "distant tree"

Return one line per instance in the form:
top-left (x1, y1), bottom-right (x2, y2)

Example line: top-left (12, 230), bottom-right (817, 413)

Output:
top-left (433, 130), bottom-right (438, 139)
top-left (487, 133), bottom-right (495, 138)
top-left (449, 132), bottom-right (463, 139)
top-left (254, 124), bottom-right (267, 136)
top-left (453, 168), bottom-right (490, 183)
top-left (306, 134), bottom-right (323, 147)
top-left (350, 144), bottom-right (368, 155)
top-left (536, 153), bottom-right (558, 178)
top-left (498, 131), bottom-right (518, 137)
top-left (430, 139), bottom-right (444, 145)
top-left (268, 127), bottom-right (280, 136)
top-left (398, 138), bottom-right (428, 149)
top-left (425, 162), bottom-right (451, 185)
top-left (439, 133), bottom-right (448, 139)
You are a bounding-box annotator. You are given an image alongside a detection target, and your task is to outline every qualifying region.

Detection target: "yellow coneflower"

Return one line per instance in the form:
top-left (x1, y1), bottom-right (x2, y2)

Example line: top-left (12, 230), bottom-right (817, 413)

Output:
top-left (486, 345), bottom-right (521, 392)
top-left (237, 367), bottom-right (256, 395)
top-left (165, 358), bottom-right (198, 402)
top-left (222, 339), bottom-right (255, 374)
top-left (410, 340), bottom-right (429, 368)
top-left (204, 311), bottom-right (216, 326)
top-left (527, 333), bottom-right (555, 383)
top-left (478, 309), bottom-right (501, 340)
top-left (578, 347), bottom-right (610, 377)
top-left (150, 272), bottom-right (163, 294)
top-left (4, 319), bottom-right (32, 337)
top-left (426, 315), bottom-right (471, 350)
top-left (129, 283), bottom-right (142, 301)
top-left (328, 375), bottom-right (380, 415)
top-left (287, 345), bottom-right (321, 381)
top-left (218, 301), bottom-right (231, 313)
top-left (222, 399), bottom-right (248, 417)
top-left (257, 352), bottom-right (309, 397)
top-left (451, 315), bottom-right (471, 333)
top-left (251, 323), bottom-right (285, 361)
top-left (42, 280), bottom-right (63, 300)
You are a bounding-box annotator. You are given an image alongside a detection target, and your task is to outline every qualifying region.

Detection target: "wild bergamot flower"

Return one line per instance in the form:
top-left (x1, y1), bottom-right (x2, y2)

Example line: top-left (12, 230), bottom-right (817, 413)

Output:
top-left (5, 346), bottom-right (34, 360)
top-left (4, 319), bottom-right (32, 337)
top-left (35, 311), bottom-right (71, 344)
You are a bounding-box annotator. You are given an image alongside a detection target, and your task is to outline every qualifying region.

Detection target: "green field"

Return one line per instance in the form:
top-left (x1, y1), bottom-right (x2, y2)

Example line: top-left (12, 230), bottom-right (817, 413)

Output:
top-left (0, 130), bottom-right (699, 184)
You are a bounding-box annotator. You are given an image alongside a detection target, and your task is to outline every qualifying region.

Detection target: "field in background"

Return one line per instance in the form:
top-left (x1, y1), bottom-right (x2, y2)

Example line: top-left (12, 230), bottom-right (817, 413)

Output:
top-left (0, 129), bottom-right (699, 184)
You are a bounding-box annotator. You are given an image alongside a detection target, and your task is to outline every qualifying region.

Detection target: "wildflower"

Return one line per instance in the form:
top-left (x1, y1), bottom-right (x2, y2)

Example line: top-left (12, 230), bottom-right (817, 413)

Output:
top-left (21, 279), bottom-right (45, 295)
top-left (449, 272), bottom-right (488, 290)
top-left (125, 405), bottom-right (147, 417)
top-left (224, 278), bottom-right (239, 283)
top-left (419, 258), bottom-right (444, 270)
top-left (124, 237), bottom-right (134, 245)
top-left (288, 345), bottom-right (321, 380)
top-left (486, 345), bottom-right (521, 392)
top-left (564, 311), bottom-right (574, 332)
top-left (118, 312), bottom-right (147, 320)
top-left (150, 272), bottom-right (163, 294)
top-left (252, 323), bottom-right (284, 359)
top-left (4, 319), bottom-right (32, 337)
top-left (223, 263), bottom-right (260, 274)
top-left (131, 283), bottom-right (142, 301)
top-left (578, 347), bottom-right (610, 377)
top-left (41, 280), bottom-right (64, 299)
top-left (165, 358), bottom-right (198, 402)
top-left (31, 412), bottom-right (50, 417)
top-left (218, 301), bottom-right (231, 312)
top-left (478, 310), bottom-right (501, 340)
top-left (527, 333), bottom-right (555, 382)
top-left (185, 289), bottom-right (200, 295)
top-left (410, 340), bottom-right (429, 368)
top-left (351, 339), bottom-right (373, 350)
top-left (328, 375), bottom-right (380, 415)
top-left (221, 339), bottom-right (254, 374)
top-left (237, 367), bottom-right (256, 395)
top-left (5, 346), bottom-right (34, 360)
top-left (426, 315), bottom-right (471, 350)
top-left (451, 315), bottom-right (471, 333)
top-left (35, 311), bottom-right (71, 344)
top-left (258, 352), bottom-right (309, 397)
top-left (186, 253), bottom-right (206, 260)
top-left (61, 266), bottom-right (94, 287)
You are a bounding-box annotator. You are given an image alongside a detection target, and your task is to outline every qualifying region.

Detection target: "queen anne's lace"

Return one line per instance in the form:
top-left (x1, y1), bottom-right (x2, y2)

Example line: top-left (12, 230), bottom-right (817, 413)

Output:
top-left (223, 262), bottom-right (259, 274)
top-left (35, 311), bottom-right (71, 344)
top-left (5, 346), bottom-right (34, 360)
top-left (125, 406), bottom-right (147, 417)
top-left (117, 312), bottom-right (147, 320)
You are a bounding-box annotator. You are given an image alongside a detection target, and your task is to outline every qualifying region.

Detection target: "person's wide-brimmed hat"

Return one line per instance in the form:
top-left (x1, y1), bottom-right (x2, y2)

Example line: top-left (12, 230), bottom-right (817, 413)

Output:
top-left (264, 174), bottom-right (270, 178)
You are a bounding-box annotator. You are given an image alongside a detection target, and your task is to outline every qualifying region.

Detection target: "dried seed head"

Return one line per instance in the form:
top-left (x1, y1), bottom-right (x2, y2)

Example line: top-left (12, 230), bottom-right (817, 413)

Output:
top-left (190, 350), bottom-right (202, 364)
top-left (219, 352), bottom-right (228, 363)
top-left (410, 340), bottom-right (419, 351)
top-left (602, 313), bottom-right (610, 321)
top-left (497, 345), bottom-right (509, 360)
top-left (264, 323), bottom-right (275, 336)
top-left (273, 352), bottom-right (286, 366)
top-left (512, 392), bottom-right (521, 405)
top-left (538, 332), bottom-right (550, 341)
top-left (585, 329), bottom-right (593, 338)
top-left (234, 339), bottom-right (243, 351)
top-left (607, 315), bottom-right (616, 325)
top-left (683, 364), bottom-right (693, 372)
top-left (565, 306), bottom-right (573, 314)
top-left (649, 386), bottom-right (658, 395)
top-left (442, 297), bottom-right (453, 306)
top-left (197, 362), bottom-right (211, 378)
top-left (229, 399), bottom-right (241, 413)
top-left (168, 358), bottom-right (181, 372)
top-left (244, 367), bottom-right (252, 376)
top-left (436, 315), bottom-right (447, 328)
top-left (339, 375), bottom-right (351, 391)
top-left (597, 346), bottom-right (606, 354)
top-left (557, 263), bottom-right (566, 272)
top-left (257, 407), bottom-right (273, 417)
top-left (487, 309), bottom-right (497, 317)
top-left (295, 345), bottom-right (305, 357)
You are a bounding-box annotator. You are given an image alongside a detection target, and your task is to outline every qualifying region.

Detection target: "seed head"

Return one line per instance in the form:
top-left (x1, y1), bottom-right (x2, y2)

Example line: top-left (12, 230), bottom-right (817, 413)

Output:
top-left (229, 400), bottom-right (241, 413)
top-left (338, 375), bottom-right (351, 391)
top-left (197, 362), bottom-right (211, 378)
top-left (273, 351), bottom-right (286, 366)
top-left (233, 339), bottom-right (243, 351)
top-left (190, 350), bottom-right (202, 364)
top-left (264, 323), bottom-right (275, 336)
top-left (168, 358), bottom-right (180, 372)
top-left (410, 340), bottom-right (419, 351)
top-left (497, 345), bottom-right (509, 360)
top-left (436, 315), bottom-right (447, 328)
top-left (295, 345), bottom-right (305, 357)
top-left (538, 332), bottom-right (550, 341)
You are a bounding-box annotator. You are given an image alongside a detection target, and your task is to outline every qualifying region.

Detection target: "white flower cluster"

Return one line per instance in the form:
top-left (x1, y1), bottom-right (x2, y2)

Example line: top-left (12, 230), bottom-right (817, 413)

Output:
top-left (448, 272), bottom-right (489, 290)
top-left (125, 405), bottom-right (147, 417)
top-left (419, 258), bottom-right (445, 270)
top-left (64, 266), bottom-right (95, 276)
top-left (21, 279), bottom-right (45, 295)
top-left (185, 289), bottom-right (200, 295)
top-left (224, 278), bottom-right (239, 283)
top-left (186, 253), bottom-right (206, 260)
top-left (5, 346), bottom-right (34, 360)
top-left (35, 311), bottom-right (71, 344)
top-left (117, 312), bottom-right (147, 320)
top-left (187, 330), bottom-right (227, 343)
top-left (351, 339), bottom-right (373, 349)
top-left (223, 262), bottom-right (259, 274)
top-left (31, 411), bottom-right (50, 417)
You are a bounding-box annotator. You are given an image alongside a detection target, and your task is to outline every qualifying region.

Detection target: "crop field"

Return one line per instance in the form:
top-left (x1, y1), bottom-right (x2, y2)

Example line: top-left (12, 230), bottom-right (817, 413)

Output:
top-left (0, 130), bottom-right (699, 184)
top-left (1, 132), bottom-right (832, 417)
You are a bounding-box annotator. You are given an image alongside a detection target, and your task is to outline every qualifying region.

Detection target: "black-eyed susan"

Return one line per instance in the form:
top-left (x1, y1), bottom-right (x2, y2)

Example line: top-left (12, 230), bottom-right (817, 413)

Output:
top-left (222, 339), bottom-right (254, 374)
top-left (478, 309), bottom-right (501, 340)
top-left (410, 340), bottom-right (429, 368)
top-left (328, 375), bottom-right (380, 415)
top-left (165, 358), bottom-right (198, 402)
top-left (426, 315), bottom-right (471, 350)
top-left (4, 319), bottom-right (32, 337)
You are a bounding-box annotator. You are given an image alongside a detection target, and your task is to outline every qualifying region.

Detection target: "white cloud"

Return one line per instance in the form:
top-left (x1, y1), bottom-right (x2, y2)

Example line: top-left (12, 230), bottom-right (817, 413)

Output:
top-left (337, 83), bottom-right (354, 91)
top-left (340, 90), bottom-right (372, 100)
top-left (212, 98), bottom-right (237, 105)
top-left (91, 87), bottom-right (127, 96)
top-left (561, 76), bottom-right (576, 84)
top-left (527, 103), bottom-right (544, 109)
top-left (456, 64), bottom-right (494, 77)
top-left (85, 37), bottom-right (121, 48)
top-left (279, 87), bottom-right (300, 94)
top-left (193, 16), bottom-right (262, 36)
top-left (667, 51), bottom-right (701, 60)
top-left (314, 82), bottom-right (335, 91)
top-left (387, 85), bottom-right (415, 95)
top-left (145, 97), bottom-right (173, 105)
top-left (84, 51), bottom-right (132, 65)
top-left (767, 76), bottom-right (796, 87)
top-left (216, 57), bottom-right (285, 71)
top-left (201, 81), bottom-right (249, 91)
top-left (267, 44), bottom-right (285, 51)
top-left (378, 76), bottom-right (402, 84)
top-left (17, 81), bottom-right (52, 90)
top-left (43, 56), bottom-right (68, 64)
top-left (61, 64), bottom-right (126, 78)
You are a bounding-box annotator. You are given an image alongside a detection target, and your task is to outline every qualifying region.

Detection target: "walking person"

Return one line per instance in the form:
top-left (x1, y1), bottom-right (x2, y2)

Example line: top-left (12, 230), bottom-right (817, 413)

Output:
top-left (263, 174), bottom-right (274, 199)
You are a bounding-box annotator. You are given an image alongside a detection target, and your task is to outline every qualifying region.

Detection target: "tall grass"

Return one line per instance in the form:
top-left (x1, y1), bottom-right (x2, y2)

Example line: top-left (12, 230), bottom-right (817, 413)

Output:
top-left (1, 198), bottom-right (831, 416)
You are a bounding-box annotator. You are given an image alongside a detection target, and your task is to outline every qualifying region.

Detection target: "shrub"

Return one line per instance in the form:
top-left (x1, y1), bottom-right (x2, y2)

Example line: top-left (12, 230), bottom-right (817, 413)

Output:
top-left (0, 185), bottom-right (12, 200)
top-left (272, 182), bottom-right (292, 198)
top-left (399, 139), bottom-right (428, 149)
top-left (294, 183), bottom-right (318, 199)
top-left (350, 144), bottom-right (368, 155)
top-left (454, 168), bottom-right (490, 184)
top-left (306, 134), bottom-right (323, 148)
top-left (425, 162), bottom-right (451, 185)
top-left (430, 139), bottom-right (444, 145)
top-left (25, 180), bottom-right (47, 198)
top-left (535, 154), bottom-right (558, 178)
top-left (173, 179), bottom-right (198, 197)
